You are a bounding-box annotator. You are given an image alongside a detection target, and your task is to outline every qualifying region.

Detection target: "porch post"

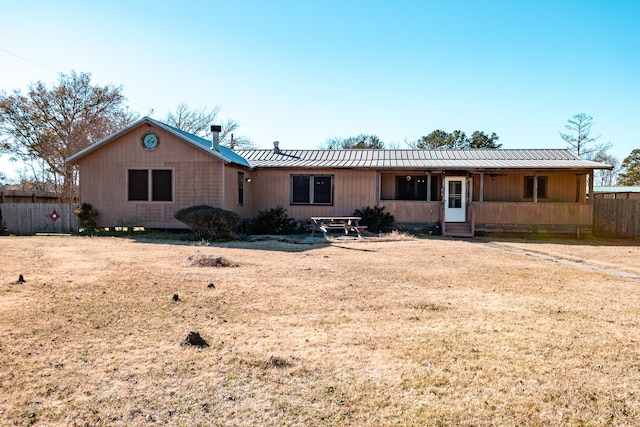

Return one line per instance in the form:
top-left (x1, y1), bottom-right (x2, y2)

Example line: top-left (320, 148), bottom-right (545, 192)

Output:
top-left (376, 172), bottom-right (381, 205)
top-left (576, 175), bottom-right (581, 202)
top-left (479, 172), bottom-right (484, 202)
top-left (533, 173), bottom-right (538, 204)
top-left (426, 172), bottom-right (432, 202)
top-left (588, 170), bottom-right (594, 204)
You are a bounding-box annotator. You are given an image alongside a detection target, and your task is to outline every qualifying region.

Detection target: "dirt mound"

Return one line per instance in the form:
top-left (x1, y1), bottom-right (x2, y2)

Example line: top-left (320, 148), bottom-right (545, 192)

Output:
top-left (185, 254), bottom-right (237, 267)
top-left (182, 331), bottom-right (209, 347)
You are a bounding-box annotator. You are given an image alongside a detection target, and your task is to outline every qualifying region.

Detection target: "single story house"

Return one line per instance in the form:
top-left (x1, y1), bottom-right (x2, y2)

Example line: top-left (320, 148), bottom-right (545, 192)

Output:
top-left (66, 117), bottom-right (611, 237)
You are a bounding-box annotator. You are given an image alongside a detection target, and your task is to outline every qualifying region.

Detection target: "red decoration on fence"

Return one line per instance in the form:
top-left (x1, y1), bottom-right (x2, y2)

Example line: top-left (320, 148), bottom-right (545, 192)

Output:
top-left (49, 209), bottom-right (60, 222)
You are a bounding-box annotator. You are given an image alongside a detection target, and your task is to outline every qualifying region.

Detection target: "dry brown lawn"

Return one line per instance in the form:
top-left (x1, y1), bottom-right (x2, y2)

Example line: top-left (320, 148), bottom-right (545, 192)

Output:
top-left (1, 235), bottom-right (639, 426)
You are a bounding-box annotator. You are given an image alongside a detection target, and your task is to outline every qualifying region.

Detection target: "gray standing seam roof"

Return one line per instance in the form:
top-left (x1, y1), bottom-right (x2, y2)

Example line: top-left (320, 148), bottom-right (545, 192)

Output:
top-left (235, 149), bottom-right (611, 170)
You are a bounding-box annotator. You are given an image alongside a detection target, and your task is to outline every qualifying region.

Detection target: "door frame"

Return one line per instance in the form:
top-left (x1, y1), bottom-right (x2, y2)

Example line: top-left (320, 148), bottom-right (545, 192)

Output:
top-left (444, 175), bottom-right (471, 222)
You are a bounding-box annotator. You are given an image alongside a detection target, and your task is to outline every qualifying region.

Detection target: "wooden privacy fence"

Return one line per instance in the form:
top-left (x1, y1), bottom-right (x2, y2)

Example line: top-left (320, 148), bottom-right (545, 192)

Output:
top-left (593, 199), bottom-right (640, 238)
top-left (0, 203), bottom-right (79, 235)
top-left (0, 190), bottom-right (61, 203)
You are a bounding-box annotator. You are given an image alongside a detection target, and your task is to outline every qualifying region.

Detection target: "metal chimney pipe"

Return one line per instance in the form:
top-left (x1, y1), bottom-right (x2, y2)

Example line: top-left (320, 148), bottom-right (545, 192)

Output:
top-left (273, 141), bottom-right (281, 154)
top-left (210, 125), bottom-right (222, 151)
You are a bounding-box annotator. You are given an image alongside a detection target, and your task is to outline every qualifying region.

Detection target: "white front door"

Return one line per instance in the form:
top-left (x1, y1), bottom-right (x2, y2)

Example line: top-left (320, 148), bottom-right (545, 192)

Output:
top-left (444, 176), bottom-right (466, 222)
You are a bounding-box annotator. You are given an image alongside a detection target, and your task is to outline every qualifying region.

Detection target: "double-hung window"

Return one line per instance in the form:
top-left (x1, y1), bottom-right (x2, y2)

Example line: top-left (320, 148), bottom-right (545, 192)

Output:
top-left (291, 175), bottom-right (333, 205)
top-left (128, 169), bottom-right (173, 202)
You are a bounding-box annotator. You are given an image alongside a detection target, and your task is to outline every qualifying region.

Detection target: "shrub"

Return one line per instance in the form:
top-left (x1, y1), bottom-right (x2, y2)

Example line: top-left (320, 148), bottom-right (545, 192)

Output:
top-left (251, 205), bottom-right (297, 235)
top-left (174, 205), bottom-right (240, 240)
top-left (353, 206), bottom-right (395, 233)
top-left (75, 202), bottom-right (98, 231)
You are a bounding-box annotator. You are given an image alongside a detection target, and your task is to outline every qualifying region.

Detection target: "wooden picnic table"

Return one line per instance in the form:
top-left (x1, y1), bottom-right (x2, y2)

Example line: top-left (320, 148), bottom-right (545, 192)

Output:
top-left (311, 216), bottom-right (367, 239)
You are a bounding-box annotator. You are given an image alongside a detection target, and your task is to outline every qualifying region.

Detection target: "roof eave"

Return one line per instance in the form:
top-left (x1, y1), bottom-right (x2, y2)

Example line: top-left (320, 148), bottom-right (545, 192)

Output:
top-left (65, 116), bottom-right (251, 168)
top-left (65, 116), bottom-right (152, 163)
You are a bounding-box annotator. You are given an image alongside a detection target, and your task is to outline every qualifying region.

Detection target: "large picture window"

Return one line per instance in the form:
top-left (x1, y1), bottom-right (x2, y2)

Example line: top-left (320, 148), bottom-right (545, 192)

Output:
top-left (397, 176), bottom-right (426, 200)
top-left (291, 175), bottom-right (333, 205)
top-left (128, 169), bottom-right (173, 202)
top-left (524, 176), bottom-right (547, 199)
top-left (396, 175), bottom-right (439, 201)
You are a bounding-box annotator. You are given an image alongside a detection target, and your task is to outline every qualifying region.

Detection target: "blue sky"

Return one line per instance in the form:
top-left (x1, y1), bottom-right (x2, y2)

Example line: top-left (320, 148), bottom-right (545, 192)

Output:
top-left (1, 0), bottom-right (638, 179)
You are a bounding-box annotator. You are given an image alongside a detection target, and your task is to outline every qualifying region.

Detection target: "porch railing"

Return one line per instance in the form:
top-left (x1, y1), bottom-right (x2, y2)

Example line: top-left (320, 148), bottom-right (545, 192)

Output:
top-left (473, 202), bottom-right (592, 226)
top-left (378, 200), bottom-right (592, 227)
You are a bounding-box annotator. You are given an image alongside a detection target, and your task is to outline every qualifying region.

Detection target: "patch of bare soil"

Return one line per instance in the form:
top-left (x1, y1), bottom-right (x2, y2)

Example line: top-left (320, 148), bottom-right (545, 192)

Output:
top-left (0, 236), bottom-right (638, 426)
top-left (184, 253), bottom-right (238, 267)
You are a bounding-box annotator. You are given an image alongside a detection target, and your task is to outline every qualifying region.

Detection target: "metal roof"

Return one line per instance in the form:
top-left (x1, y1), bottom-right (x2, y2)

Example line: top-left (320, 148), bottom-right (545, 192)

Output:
top-left (235, 148), bottom-right (611, 170)
top-left (66, 120), bottom-right (610, 172)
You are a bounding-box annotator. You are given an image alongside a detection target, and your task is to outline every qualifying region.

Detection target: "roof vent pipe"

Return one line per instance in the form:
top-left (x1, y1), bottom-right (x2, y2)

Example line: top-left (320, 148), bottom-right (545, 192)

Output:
top-left (273, 141), bottom-right (281, 154)
top-left (210, 125), bottom-right (222, 151)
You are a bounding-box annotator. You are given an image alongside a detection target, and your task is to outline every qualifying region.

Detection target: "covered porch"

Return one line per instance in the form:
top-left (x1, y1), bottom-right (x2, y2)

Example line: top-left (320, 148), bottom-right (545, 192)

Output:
top-left (377, 169), bottom-right (595, 237)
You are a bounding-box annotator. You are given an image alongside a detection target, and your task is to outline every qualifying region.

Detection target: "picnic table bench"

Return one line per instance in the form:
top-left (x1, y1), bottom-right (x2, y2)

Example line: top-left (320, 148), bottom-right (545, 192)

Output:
top-left (311, 216), bottom-right (367, 239)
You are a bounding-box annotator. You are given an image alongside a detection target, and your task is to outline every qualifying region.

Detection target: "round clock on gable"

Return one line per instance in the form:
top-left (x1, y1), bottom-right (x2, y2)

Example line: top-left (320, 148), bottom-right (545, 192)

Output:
top-left (142, 132), bottom-right (159, 149)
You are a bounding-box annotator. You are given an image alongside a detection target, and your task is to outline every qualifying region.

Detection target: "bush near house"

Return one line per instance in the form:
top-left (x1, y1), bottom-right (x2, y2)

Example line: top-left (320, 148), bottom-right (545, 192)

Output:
top-left (174, 205), bottom-right (240, 240)
top-left (75, 202), bottom-right (98, 232)
top-left (251, 205), bottom-right (297, 235)
top-left (353, 206), bottom-right (395, 233)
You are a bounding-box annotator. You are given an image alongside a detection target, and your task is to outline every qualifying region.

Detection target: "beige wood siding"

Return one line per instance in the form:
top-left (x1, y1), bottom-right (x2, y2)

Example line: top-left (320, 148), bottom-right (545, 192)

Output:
top-left (474, 202), bottom-right (592, 225)
top-left (222, 165), bottom-right (253, 218)
top-left (77, 125), bottom-right (229, 228)
top-left (250, 168), bottom-right (378, 220)
top-left (378, 201), bottom-right (441, 223)
top-left (473, 171), bottom-right (587, 202)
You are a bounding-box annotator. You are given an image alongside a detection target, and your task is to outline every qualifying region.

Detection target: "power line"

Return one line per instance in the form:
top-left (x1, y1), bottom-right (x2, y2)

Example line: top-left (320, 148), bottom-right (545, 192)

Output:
top-left (0, 47), bottom-right (59, 75)
top-left (0, 46), bottom-right (155, 115)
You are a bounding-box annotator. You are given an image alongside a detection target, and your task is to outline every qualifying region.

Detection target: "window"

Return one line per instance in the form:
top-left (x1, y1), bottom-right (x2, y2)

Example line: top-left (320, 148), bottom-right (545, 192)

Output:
top-left (128, 170), bottom-right (149, 201)
top-left (448, 180), bottom-right (462, 208)
top-left (128, 169), bottom-right (173, 202)
top-left (397, 175), bottom-right (426, 200)
top-left (524, 176), bottom-right (547, 199)
top-left (152, 170), bottom-right (172, 201)
top-left (291, 175), bottom-right (333, 204)
top-left (396, 175), bottom-right (439, 201)
top-left (237, 172), bottom-right (244, 205)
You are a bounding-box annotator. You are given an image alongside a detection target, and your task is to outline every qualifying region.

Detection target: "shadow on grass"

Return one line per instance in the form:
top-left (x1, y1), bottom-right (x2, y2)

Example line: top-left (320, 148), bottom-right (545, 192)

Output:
top-left (78, 229), bottom-right (330, 253)
top-left (79, 228), bottom-right (640, 252)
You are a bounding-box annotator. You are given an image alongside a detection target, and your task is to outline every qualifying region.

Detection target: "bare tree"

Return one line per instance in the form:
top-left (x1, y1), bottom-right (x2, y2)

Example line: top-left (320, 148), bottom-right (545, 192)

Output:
top-left (0, 71), bottom-right (136, 201)
top-left (559, 113), bottom-right (611, 158)
top-left (592, 149), bottom-right (619, 186)
top-left (166, 103), bottom-right (255, 149)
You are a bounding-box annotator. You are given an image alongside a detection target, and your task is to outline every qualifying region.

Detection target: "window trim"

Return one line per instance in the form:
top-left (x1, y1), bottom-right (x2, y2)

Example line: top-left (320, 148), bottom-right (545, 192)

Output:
top-left (127, 168), bottom-right (174, 203)
top-left (290, 174), bottom-right (334, 205)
